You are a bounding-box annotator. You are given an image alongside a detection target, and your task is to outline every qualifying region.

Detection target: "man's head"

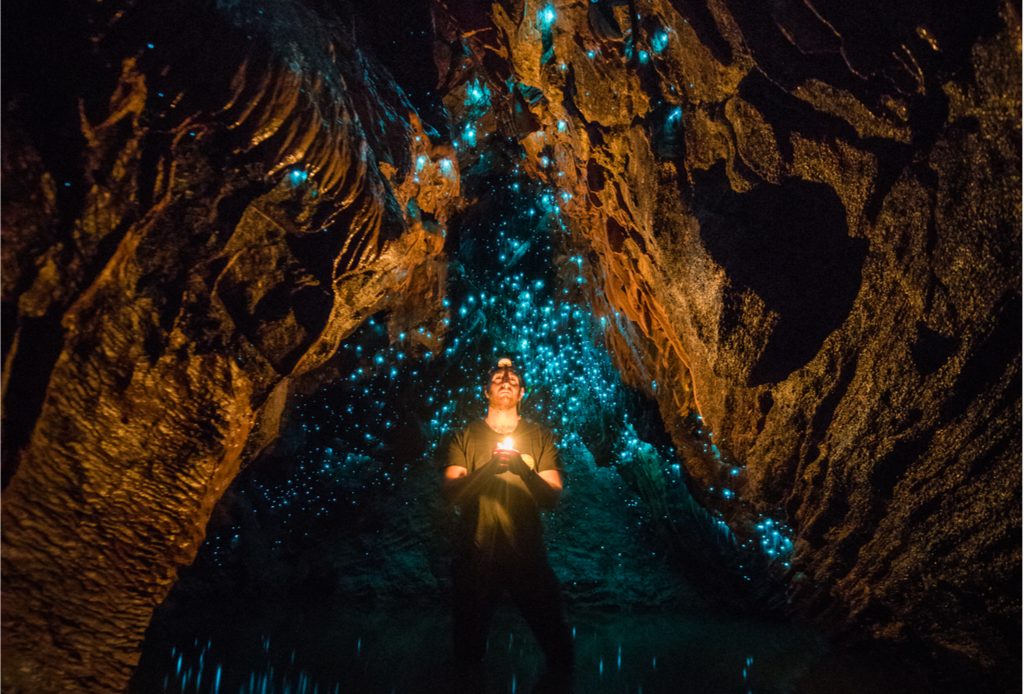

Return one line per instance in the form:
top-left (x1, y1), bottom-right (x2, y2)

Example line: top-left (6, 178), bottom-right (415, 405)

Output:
top-left (485, 357), bottom-right (526, 411)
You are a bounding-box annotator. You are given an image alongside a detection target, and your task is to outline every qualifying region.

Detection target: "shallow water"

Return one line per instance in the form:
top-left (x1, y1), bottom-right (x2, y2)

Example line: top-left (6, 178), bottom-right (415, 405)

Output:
top-left (132, 601), bottom-right (935, 693)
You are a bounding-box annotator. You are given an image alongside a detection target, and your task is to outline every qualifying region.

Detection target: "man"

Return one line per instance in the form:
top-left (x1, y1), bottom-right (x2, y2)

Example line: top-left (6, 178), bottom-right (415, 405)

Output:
top-left (442, 358), bottom-right (574, 676)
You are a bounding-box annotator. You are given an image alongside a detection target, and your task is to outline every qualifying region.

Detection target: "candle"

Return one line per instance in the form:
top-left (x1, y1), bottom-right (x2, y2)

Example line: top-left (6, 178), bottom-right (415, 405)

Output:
top-left (497, 436), bottom-right (516, 451)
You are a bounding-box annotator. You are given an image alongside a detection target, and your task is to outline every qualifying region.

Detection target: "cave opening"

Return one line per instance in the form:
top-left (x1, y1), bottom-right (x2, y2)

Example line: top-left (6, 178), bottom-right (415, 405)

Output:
top-left (133, 168), bottom-right (914, 692)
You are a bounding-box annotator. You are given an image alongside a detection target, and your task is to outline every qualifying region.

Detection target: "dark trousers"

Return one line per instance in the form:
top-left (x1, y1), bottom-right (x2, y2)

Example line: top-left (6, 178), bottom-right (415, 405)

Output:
top-left (451, 548), bottom-right (574, 671)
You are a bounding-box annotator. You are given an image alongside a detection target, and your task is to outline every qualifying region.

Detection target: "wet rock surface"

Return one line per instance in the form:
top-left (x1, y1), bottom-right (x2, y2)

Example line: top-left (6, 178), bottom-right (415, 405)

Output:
top-left (1, 0), bottom-right (1019, 690)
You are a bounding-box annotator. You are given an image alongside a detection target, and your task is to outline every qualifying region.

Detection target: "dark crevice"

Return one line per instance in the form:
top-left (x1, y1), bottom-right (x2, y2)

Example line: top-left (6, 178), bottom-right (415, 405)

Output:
top-left (693, 165), bottom-right (866, 384)
top-left (1, 314), bottom-right (65, 488)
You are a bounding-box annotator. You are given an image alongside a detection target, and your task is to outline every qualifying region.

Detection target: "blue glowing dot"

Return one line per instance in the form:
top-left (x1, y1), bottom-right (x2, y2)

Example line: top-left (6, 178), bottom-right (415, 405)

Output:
top-left (638, 50), bottom-right (650, 64)
top-left (557, 119), bottom-right (568, 132)
top-left (146, 42), bottom-right (155, 49)
top-left (537, 4), bottom-right (556, 29)
top-left (439, 158), bottom-right (454, 175)
top-left (668, 106), bottom-right (683, 123)
top-left (587, 49), bottom-right (596, 59)
top-left (539, 156), bottom-right (550, 168)
top-left (288, 169), bottom-right (308, 187)
top-left (416, 155), bottom-right (428, 171)
top-left (652, 30), bottom-right (669, 53)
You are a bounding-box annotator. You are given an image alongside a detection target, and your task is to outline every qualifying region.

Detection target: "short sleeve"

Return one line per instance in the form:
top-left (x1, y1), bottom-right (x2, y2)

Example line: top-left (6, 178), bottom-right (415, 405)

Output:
top-left (444, 429), bottom-right (469, 471)
top-left (534, 427), bottom-right (560, 474)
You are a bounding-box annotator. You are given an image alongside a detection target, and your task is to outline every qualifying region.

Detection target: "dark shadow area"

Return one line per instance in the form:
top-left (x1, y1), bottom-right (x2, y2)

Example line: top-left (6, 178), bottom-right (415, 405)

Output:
top-left (694, 165), bottom-right (867, 384)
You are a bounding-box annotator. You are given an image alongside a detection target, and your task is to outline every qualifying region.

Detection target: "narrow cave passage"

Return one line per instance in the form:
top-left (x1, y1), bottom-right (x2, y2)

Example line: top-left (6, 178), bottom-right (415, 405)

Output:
top-left (132, 173), bottom-right (929, 694)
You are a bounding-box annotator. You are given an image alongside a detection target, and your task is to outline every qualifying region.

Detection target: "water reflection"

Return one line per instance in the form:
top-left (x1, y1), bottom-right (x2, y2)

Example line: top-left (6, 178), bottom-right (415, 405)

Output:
top-left (133, 603), bottom-right (934, 693)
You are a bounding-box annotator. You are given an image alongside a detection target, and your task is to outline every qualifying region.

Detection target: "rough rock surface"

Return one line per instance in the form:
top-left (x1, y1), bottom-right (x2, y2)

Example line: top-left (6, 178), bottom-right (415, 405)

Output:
top-left (1, 0), bottom-right (1019, 690)
top-left (1, 1), bottom-right (457, 690)
top-left (432, 0), bottom-right (1020, 682)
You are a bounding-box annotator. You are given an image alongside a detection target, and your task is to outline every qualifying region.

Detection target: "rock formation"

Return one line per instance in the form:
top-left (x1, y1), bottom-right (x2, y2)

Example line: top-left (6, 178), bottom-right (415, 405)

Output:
top-left (2, 1), bottom-right (457, 689)
top-left (1, 0), bottom-right (1019, 690)
top-left (432, 0), bottom-right (1020, 683)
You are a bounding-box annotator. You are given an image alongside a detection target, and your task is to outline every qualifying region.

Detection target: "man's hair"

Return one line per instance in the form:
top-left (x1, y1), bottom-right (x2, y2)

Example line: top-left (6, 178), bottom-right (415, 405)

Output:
top-left (486, 357), bottom-right (527, 391)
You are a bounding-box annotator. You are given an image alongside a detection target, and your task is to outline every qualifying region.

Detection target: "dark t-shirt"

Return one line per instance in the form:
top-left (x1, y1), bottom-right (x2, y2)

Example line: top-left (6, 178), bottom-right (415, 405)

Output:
top-left (445, 419), bottom-right (561, 559)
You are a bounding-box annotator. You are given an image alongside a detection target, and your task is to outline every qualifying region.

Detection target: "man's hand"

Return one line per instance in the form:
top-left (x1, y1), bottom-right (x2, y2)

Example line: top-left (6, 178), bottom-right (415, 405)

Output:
top-left (505, 454), bottom-right (532, 479)
top-left (492, 449), bottom-right (530, 476)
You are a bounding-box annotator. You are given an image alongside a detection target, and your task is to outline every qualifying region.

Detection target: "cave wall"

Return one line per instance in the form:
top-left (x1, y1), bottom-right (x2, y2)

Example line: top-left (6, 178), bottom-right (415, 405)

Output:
top-left (432, 0), bottom-right (1020, 679)
top-left (1, 1), bottom-right (457, 690)
top-left (1, 0), bottom-right (1019, 689)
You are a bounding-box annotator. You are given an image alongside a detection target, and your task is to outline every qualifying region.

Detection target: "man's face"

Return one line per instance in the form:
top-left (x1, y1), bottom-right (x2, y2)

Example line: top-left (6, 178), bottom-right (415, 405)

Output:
top-left (486, 369), bottom-right (524, 409)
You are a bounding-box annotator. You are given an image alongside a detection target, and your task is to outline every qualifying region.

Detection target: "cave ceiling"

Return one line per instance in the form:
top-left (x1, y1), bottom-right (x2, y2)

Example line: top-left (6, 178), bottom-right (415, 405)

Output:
top-left (0, 0), bottom-right (1020, 691)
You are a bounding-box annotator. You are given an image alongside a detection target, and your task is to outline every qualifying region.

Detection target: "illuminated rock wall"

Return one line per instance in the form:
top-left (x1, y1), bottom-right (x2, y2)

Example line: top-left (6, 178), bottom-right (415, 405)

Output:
top-left (1, 0), bottom-right (1019, 689)
top-left (1, 2), bottom-right (457, 690)
top-left (432, 0), bottom-right (1020, 680)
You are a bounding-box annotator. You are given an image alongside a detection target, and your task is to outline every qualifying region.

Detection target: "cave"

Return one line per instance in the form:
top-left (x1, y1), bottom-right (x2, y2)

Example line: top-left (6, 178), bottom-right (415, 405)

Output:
top-left (1, 0), bottom-right (1019, 692)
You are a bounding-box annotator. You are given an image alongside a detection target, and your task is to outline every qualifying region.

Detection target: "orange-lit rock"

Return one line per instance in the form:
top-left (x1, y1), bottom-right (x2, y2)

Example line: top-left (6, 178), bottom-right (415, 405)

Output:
top-left (1, 0), bottom-right (1019, 689)
top-left (1, 3), bottom-right (456, 690)
top-left (433, 0), bottom-right (1019, 680)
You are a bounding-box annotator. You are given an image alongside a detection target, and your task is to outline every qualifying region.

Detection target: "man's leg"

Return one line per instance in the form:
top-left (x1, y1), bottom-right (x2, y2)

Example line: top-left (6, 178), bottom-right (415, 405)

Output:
top-left (451, 553), bottom-right (499, 665)
top-left (508, 555), bottom-right (574, 671)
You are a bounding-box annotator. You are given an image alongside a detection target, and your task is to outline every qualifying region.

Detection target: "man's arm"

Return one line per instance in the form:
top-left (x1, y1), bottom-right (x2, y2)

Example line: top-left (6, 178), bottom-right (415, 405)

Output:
top-left (518, 466), bottom-right (562, 509)
top-left (442, 460), bottom-right (501, 504)
top-left (514, 427), bottom-right (564, 509)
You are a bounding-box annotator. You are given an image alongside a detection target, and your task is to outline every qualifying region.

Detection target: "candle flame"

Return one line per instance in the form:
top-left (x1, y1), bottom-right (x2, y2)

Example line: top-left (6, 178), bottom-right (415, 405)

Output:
top-left (498, 436), bottom-right (515, 451)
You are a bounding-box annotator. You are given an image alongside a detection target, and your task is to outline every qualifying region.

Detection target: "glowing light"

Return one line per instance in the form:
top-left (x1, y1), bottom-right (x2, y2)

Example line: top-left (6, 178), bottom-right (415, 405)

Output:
top-left (415, 155), bottom-right (428, 171)
top-left (439, 158), bottom-right (454, 175)
top-left (668, 106), bottom-right (683, 123)
top-left (288, 169), bottom-right (308, 187)
top-left (557, 119), bottom-right (568, 132)
top-left (638, 50), bottom-right (650, 64)
top-left (537, 4), bottom-right (557, 30)
top-left (652, 30), bottom-right (669, 53)
top-left (464, 79), bottom-right (491, 109)
top-left (497, 436), bottom-right (516, 451)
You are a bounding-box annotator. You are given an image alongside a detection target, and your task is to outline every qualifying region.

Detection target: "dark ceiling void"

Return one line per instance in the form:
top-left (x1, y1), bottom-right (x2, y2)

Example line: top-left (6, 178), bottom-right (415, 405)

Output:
top-left (1, 0), bottom-right (1019, 692)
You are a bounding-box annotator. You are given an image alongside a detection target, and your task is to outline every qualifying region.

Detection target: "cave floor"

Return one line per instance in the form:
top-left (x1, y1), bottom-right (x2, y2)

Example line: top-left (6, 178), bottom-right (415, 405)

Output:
top-left (133, 601), bottom-right (937, 693)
